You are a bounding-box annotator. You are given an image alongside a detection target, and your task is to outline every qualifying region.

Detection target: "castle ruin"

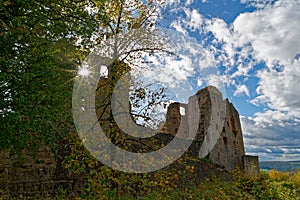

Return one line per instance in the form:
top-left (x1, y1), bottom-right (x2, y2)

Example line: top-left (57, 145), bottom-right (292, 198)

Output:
top-left (0, 86), bottom-right (260, 198)
top-left (161, 86), bottom-right (259, 175)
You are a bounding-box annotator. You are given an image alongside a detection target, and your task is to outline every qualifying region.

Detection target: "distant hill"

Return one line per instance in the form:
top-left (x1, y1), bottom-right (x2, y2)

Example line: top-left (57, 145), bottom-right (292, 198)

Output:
top-left (260, 160), bottom-right (300, 172)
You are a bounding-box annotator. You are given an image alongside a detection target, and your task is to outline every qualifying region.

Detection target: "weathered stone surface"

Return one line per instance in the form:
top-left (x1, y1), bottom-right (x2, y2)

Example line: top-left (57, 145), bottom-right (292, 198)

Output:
top-left (164, 86), bottom-right (258, 172)
top-left (166, 103), bottom-right (189, 138)
top-left (0, 86), bottom-right (259, 198)
top-left (243, 155), bottom-right (260, 176)
top-left (0, 143), bottom-right (85, 198)
top-left (208, 100), bottom-right (245, 170)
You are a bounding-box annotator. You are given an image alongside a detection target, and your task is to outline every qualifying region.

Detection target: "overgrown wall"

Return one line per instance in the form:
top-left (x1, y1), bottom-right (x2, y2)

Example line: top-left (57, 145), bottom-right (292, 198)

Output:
top-left (243, 155), bottom-right (260, 176)
top-left (0, 145), bottom-right (85, 198)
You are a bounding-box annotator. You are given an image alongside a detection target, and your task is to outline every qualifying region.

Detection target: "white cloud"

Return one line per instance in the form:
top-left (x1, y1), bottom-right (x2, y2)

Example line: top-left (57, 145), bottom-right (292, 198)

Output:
top-left (206, 74), bottom-right (234, 90)
top-left (165, 0), bottom-right (181, 6)
top-left (234, 84), bottom-right (250, 96)
top-left (171, 20), bottom-right (188, 35)
top-left (164, 0), bottom-right (300, 161)
top-left (230, 1), bottom-right (300, 141)
top-left (182, 9), bottom-right (204, 31)
top-left (253, 110), bottom-right (299, 127)
top-left (241, 115), bottom-right (300, 161)
top-left (185, 0), bottom-right (195, 6)
top-left (240, 0), bottom-right (275, 8)
top-left (231, 62), bottom-right (254, 78)
top-left (204, 18), bottom-right (238, 67)
top-left (131, 27), bottom-right (221, 97)
top-left (233, 0), bottom-right (300, 67)
top-left (206, 18), bottom-right (232, 44)
top-left (251, 61), bottom-right (300, 113)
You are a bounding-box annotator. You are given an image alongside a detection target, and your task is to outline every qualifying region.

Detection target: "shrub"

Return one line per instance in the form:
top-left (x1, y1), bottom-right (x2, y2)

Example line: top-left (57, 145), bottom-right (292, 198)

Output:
top-left (268, 169), bottom-right (290, 181)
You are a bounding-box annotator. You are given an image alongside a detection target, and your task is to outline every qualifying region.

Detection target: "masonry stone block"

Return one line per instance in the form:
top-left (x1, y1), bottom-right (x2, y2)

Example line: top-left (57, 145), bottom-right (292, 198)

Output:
top-left (164, 86), bottom-right (258, 172)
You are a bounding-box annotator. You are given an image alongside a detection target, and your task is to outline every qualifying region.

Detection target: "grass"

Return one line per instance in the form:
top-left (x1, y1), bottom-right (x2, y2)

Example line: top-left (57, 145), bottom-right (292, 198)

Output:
top-left (50, 169), bottom-right (300, 200)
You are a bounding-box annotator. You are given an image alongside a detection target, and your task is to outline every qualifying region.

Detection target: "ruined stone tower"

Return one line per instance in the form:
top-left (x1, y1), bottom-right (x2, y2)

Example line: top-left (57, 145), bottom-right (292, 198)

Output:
top-left (163, 86), bottom-right (259, 174)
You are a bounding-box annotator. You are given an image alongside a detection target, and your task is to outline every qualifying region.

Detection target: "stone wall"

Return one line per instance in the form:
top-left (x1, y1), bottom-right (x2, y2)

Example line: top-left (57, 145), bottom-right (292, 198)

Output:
top-left (164, 86), bottom-right (257, 172)
top-left (0, 144), bottom-right (85, 198)
top-left (165, 103), bottom-right (189, 138)
top-left (243, 155), bottom-right (260, 176)
top-left (0, 86), bottom-right (260, 198)
top-left (208, 100), bottom-right (245, 170)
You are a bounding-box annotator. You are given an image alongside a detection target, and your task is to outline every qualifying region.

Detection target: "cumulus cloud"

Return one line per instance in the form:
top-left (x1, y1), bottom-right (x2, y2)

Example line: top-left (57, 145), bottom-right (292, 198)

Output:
top-left (252, 61), bottom-right (300, 113)
top-left (232, 1), bottom-right (300, 128)
top-left (241, 115), bottom-right (300, 160)
top-left (234, 84), bottom-right (250, 96)
top-left (240, 0), bottom-right (275, 8)
top-left (206, 74), bottom-right (229, 89)
top-left (185, 0), bottom-right (195, 6)
top-left (233, 1), bottom-right (300, 66)
top-left (200, 0), bottom-right (300, 125)
top-left (165, 0), bottom-right (300, 160)
top-left (171, 20), bottom-right (188, 35)
top-left (171, 8), bottom-right (204, 33)
top-left (128, 26), bottom-right (223, 104)
top-left (183, 9), bottom-right (204, 31)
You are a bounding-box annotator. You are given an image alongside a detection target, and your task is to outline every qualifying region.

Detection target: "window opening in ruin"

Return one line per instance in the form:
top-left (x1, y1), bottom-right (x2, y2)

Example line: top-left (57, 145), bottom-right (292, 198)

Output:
top-left (231, 117), bottom-right (238, 136)
top-left (223, 137), bottom-right (228, 145)
top-left (180, 106), bottom-right (185, 116)
top-left (100, 65), bottom-right (108, 78)
top-left (233, 131), bottom-right (237, 137)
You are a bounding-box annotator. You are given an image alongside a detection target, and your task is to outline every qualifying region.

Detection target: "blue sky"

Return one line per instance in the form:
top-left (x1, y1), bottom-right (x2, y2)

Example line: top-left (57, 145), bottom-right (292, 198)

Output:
top-left (153, 0), bottom-right (300, 161)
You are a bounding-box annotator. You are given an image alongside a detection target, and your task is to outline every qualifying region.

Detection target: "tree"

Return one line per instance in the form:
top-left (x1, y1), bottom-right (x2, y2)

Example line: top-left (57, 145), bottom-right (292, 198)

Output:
top-left (0, 0), bottom-right (168, 160)
top-left (0, 0), bottom-right (169, 150)
top-left (86, 0), bottom-right (168, 141)
top-left (0, 0), bottom-right (96, 151)
top-left (0, 0), bottom-right (179, 196)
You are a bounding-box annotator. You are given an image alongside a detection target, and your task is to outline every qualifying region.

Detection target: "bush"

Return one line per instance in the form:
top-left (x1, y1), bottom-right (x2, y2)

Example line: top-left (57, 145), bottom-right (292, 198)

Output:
top-left (292, 170), bottom-right (300, 187)
top-left (268, 169), bottom-right (290, 181)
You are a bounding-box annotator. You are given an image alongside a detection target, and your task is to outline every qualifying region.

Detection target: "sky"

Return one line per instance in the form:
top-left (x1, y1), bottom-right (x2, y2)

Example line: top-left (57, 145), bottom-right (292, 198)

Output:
top-left (150, 0), bottom-right (300, 161)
